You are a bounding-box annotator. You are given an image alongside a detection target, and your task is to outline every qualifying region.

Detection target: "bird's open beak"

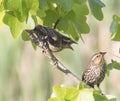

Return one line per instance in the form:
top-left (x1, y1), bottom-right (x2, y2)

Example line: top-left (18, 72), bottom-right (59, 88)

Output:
top-left (100, 52), bottom-right (106, 56)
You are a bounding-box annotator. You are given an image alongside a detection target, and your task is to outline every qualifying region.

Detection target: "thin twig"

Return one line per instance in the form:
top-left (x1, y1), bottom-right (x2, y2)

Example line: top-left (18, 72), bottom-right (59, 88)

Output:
top-left (41, 42), bottom-right (92, 88)
top-left (37, 41), bottom-right (81, 82)
top-left (53, 18), bottom-right (61, 29)
top-left (46, 44), bottom-right (81, 82)
top-left (38, 42), bottom-right (82, 83)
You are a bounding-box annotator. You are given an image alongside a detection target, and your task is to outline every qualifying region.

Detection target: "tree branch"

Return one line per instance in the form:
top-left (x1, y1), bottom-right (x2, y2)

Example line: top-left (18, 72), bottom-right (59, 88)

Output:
top-left (38, 41), bottom-right (81, 82)
top-left (38, 41), bottom-right (93, 88)
top-left (46, 45), bottom-right (81, 82)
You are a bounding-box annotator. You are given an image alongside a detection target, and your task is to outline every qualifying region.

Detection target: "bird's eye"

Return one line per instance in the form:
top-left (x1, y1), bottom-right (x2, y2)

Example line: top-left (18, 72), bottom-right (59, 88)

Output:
top-left (96, 55), bottom-right (99, 58)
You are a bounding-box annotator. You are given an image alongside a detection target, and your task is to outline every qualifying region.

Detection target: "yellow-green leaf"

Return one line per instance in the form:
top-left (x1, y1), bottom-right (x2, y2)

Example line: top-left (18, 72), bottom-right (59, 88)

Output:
top-left (3, 12), bottom-right (25, 38)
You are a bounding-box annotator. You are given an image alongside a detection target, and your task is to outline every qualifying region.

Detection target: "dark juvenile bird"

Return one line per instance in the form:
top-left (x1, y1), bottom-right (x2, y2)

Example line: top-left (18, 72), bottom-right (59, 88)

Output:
top-left (25, 25), bottom-right (76, 52)
top-left (82, 52), bottom-right (106, 92)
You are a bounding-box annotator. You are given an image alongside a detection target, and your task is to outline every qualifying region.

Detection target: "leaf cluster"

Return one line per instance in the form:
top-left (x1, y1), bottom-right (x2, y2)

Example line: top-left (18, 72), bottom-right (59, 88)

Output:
top-left (0, 0), bottom-right (105, 41)
top-left (48, 83), bottom-right (116, 101)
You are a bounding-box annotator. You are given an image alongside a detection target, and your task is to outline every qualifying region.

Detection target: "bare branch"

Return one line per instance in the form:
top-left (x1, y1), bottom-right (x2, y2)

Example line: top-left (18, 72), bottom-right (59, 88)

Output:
top-left (37, 41), bottom-right (81, 83)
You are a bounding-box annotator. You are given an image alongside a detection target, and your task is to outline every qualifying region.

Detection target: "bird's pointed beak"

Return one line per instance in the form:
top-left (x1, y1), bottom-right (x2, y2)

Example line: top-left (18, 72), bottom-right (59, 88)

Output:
top-left (100, 52), bottom-right (106, 56)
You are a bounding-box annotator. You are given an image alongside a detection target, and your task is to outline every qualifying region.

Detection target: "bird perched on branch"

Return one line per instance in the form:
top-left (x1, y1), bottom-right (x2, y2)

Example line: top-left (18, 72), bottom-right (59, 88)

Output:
top-left (82, 52), bottom-right (106, 93)
top-left (25, 25), bottom-right (76, 52)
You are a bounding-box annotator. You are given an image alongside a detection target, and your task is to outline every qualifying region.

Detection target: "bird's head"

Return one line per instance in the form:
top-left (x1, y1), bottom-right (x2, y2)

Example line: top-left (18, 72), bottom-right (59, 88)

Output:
top-left (91, 52), bottom-right (106, 66)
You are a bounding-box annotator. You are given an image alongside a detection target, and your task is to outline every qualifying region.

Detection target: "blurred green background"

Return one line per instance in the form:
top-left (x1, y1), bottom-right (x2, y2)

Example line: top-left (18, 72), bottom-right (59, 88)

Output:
top-left (0, 1), bottom-right (120, 101)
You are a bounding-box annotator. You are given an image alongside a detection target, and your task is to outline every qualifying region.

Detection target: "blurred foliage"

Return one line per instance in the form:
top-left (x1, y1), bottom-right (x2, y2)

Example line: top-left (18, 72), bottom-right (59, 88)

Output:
top-left (3, 12), bottom-right (26, 38)
top-left (0, 11), bottom-right (4, 27)
top-left (0, 0), bottom-right (105, 41)
top-left (48, 83), bottom-right (116, 101)
top-left (88, 0), bottom-right (105, 20)
top-left (110, 15), bottom-right (120, 41)
top-left (107, 60), bottom-right (120, 70)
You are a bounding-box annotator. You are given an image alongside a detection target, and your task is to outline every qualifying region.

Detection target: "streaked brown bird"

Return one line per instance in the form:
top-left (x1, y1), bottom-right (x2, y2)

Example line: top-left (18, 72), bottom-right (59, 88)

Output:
top-left (25, 25), bottom-right (76, 52)
top-left (82, 52), bottom-right (106, 93)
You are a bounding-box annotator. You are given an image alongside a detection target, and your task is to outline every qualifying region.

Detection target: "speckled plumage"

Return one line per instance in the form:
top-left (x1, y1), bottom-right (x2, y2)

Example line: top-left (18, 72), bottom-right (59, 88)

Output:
top-left (25, 25), bottom-right (75, 52)
top-left (82, 52), bottom-right (106, 89)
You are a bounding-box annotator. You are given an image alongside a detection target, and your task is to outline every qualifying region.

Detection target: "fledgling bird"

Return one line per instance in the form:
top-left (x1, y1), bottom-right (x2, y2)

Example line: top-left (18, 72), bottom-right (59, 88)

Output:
top-left (82, 52), bottom-right (106, 93)
top-left (25, 25), bottom-right (76, 52)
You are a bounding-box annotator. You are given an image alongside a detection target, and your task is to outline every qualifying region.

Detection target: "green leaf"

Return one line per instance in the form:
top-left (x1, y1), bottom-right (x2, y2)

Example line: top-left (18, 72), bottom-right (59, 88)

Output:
top-left (56, 17), bottom-right (69, 32)
top-left (51, 0), bottom-right (73, 12)
top-left (67, 21), bottom-right (80, 41)
top-left (110, 20), bottom-right (117, 33)
top-left (107, 60), bottom-right (120, 70)
top-left (73, 18), bottom-right (90, 34)
top-left (57, 3), bottom-right (90, 41)
top-left (3, 12), bottom-right (26, 38)
top-left (37, 9), bottom-right (46, 18)
top-left (93, 90), bottom-right (108, 101)
top-left (49, 85), bottom-right (116, 101)
top-left (32, 16), bottom-right (38, 25)
top-left (78, 82), bottom-right (87, 89)
top-left (72, 3), bottom-right (90, 33)
top-left (113, 15), bottom-right (120, 21)
top-left (0, 11), bottom-right (4, 27)
top-left (65, 87), bottom-right (79, 100)
top-left (28, 0), bottom-right (39, 16)
top-left (3, 0), bottom-right (39, 22)
top-left (21, 31), bottom-right (31, 41)
top-left (88, 0), bottom-right (105, 20)
top-left (31, 42), bottom-right (37, 50)
top-left (22, 30), bottom-right (37, 50)
top-left (53, 85), bottom-right (66, 99)
top-left (94, 0), bottom-right (105, 7)
top-left (0, 0), bottom-right (4, 12)
top-left (74, 0), bottom-right (87, 4)
top-left (49, 85), bottom-right (79, 101)
top-left (106, 69), bottom-right (110, 77)
top-left (112, 23), bottom-right (120, 41)
top-left (3, 0), bottom-right (27, 21)
top-left (48, 98), bottom-right (61, 101)
top-left (57, 10), bottom-right (75, 32)
top-left (43, 10), bottom-right (58, 27)
top-left (39, 0), bottom-right (49, 10)
top-left (73, 3), bottom-right (89, 17)
top-left (110, 15), bottom-right (120, 41)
